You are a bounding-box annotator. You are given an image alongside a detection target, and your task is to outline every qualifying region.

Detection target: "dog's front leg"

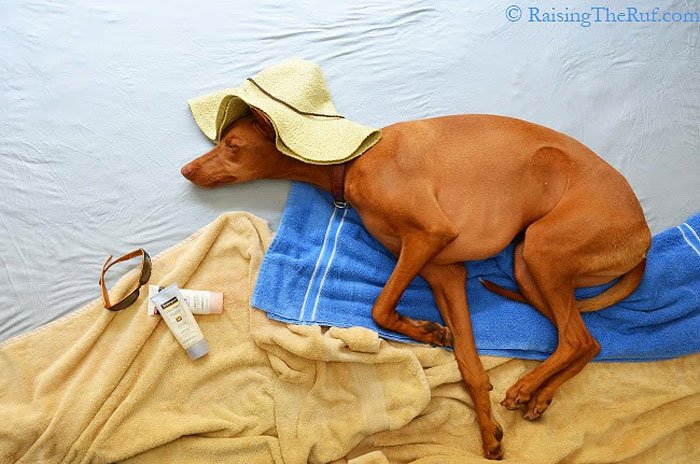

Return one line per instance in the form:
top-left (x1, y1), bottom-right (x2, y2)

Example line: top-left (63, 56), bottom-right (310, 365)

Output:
top-left (422, 263), bottom-right (504, 460)
top-left (371, 228), bottom-right (457, 346)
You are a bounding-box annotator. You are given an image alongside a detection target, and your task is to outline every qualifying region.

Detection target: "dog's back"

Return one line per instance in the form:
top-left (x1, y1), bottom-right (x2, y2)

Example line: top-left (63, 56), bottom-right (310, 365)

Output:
top-left (348, 114), bottom-right (644, 261)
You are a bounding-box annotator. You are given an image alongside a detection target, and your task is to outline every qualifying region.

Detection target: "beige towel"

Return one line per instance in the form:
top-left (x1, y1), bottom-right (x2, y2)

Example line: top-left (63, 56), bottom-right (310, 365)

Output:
top-left (1, 212), bottom-right (698, 463)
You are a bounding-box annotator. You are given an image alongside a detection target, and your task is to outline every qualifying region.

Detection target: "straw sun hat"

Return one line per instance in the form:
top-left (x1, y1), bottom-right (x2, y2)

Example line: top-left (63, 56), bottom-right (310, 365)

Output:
top-left (188, 58), bottom-right (382, 165)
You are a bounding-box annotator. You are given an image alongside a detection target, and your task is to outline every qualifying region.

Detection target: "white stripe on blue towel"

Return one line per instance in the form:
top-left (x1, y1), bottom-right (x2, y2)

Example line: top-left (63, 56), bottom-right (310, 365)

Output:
top-left (311, 208), bottom-right (348, 320)
top-left (678, 223), bottom-right (700, 257)
top-left (300, 207), bottom-right (339, 320)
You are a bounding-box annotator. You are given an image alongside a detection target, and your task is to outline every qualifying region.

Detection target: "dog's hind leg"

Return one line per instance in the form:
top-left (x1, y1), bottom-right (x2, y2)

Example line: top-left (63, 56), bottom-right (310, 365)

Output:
top-left (510, 242), bottom-right (554, 323)
top-left (500, 267), bottom-right (597, 415)
top-left (522, 340), bottom-right (600, 420)
top-left (370, 224), bottom-right (458, 346)
top-left (502, 242), bottom-right (600, 420)
top-left (422, 263), bottom-right (504, 460)
top-left (501, 208), bottom-right (607, 414)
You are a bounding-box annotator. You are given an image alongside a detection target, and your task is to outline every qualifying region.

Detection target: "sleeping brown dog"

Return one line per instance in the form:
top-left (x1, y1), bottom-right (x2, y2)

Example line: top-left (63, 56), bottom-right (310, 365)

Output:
top-left (181, 109), bottom-right (651, 459)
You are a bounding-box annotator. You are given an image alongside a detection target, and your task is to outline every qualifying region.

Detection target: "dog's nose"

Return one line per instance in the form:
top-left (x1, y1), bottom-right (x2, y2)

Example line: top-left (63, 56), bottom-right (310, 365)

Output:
top-left (181, 164), bottom-right (194, 180)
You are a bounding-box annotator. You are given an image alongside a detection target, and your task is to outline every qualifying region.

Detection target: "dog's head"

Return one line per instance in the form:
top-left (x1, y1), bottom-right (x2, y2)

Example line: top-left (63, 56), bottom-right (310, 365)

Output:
top-left (181, 108), bottom-right (287, 187)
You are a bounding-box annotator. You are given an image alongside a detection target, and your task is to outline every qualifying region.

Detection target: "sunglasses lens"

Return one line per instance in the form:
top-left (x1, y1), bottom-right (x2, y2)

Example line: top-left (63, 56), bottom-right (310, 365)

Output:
top-left (141, 256), bottom-right (152, 284)
top-left (107, 289), bottom-right (140, 312)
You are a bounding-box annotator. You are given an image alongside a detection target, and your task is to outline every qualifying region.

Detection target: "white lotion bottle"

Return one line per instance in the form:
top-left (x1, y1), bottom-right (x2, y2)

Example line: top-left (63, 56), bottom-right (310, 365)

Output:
top-left (147, 285), bottom-right (223, 316)
top-left (150, 284), bottom-right (210, 360)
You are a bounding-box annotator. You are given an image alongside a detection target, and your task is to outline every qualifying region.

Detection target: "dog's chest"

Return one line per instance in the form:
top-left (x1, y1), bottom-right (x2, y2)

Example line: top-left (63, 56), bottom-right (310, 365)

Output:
top-left (354, 210), bottom-right (402, 256)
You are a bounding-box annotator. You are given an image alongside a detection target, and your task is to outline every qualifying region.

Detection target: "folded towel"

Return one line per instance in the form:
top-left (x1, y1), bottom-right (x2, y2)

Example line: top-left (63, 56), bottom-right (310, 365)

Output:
top-left (251, 182), bottom-right (700, 362)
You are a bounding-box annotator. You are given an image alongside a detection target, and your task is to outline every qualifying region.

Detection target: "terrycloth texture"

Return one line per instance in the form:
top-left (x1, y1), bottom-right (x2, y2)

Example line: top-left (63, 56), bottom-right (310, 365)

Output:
top-left (0, 213), bottom-right (427, 464)
top-left (188, 58), bottom-right (382, 165)
top-left (252, 182), bottom-right (700, 362)
top-left (1, 212), bottom-right (699, 463)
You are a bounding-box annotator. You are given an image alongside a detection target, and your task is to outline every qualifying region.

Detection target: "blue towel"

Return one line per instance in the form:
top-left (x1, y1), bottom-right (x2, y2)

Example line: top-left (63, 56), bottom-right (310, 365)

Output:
top-left (251, 182), bottom-right (700, 362)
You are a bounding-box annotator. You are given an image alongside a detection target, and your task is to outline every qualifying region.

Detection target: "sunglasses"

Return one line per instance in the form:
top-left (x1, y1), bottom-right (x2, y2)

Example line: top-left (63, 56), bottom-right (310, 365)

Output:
top-left (99, 248), bottom-right (152, 311)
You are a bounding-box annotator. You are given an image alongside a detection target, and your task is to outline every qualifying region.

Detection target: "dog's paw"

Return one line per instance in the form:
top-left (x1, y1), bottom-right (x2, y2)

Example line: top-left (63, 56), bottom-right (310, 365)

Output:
top-left (420, 321), bottom-right (453, 347)
top-left (500, 383), bottom-right (532, 410)
top-left (484, 443), bottom-right (504, 460)
top-left (523, 390), bottom-right (553, 421)
top-left (482, 420), bottom-right (505, 460)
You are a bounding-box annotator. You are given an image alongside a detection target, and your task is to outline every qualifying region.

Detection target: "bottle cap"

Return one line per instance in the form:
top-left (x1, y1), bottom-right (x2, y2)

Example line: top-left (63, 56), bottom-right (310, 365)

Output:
top-left (210, 292), bottom-right (224, 313)
top-left (186, 339), bottom-right (210, 360)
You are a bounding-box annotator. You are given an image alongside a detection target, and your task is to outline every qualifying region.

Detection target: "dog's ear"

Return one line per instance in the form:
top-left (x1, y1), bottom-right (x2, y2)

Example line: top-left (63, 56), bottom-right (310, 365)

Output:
top-left (250, 107), bottom-right (275, 140)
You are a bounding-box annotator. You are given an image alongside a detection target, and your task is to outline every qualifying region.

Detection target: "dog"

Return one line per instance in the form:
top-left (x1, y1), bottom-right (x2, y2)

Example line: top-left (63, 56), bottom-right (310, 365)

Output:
top-left (181, 109), bottom-right (651, 459)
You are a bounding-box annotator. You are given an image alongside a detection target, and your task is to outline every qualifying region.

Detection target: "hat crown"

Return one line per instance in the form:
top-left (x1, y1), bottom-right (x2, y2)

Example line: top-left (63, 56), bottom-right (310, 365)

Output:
top-left (249, 59), bottom-right (340, 117)
top-left (188, 58), bottom-right (381, 165)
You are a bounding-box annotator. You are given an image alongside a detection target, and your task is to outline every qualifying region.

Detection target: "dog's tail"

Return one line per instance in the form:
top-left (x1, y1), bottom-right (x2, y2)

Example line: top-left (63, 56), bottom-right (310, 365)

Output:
top-left (479, 258), bottom-right (647, 313)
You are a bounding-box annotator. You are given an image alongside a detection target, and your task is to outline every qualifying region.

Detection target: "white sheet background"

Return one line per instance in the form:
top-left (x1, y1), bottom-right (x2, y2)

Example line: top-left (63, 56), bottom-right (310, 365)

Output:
top-left (1, 1), bottom-right (698, 343)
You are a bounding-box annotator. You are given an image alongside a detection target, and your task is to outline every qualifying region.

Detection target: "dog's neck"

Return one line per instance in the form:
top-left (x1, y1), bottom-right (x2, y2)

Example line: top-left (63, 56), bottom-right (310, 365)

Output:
top-left (268, 157), bottom-right (337, 193)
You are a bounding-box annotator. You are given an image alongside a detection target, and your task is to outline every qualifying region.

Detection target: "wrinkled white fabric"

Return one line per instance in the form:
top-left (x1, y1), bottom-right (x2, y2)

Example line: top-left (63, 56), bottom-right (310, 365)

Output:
top-left (1, 0), bottom-right (699, 342)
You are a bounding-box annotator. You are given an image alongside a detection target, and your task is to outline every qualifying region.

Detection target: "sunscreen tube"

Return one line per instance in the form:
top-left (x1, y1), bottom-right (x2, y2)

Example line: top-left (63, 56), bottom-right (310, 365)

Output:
top-left (147, 285), bottom-right (223, 316)
top-left (150, 284), bottom-right (210, 360)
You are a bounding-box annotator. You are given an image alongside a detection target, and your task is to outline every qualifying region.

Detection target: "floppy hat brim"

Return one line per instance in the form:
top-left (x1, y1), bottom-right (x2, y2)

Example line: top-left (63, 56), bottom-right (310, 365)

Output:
top-left (188, 83), bottom-right (381, 165)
